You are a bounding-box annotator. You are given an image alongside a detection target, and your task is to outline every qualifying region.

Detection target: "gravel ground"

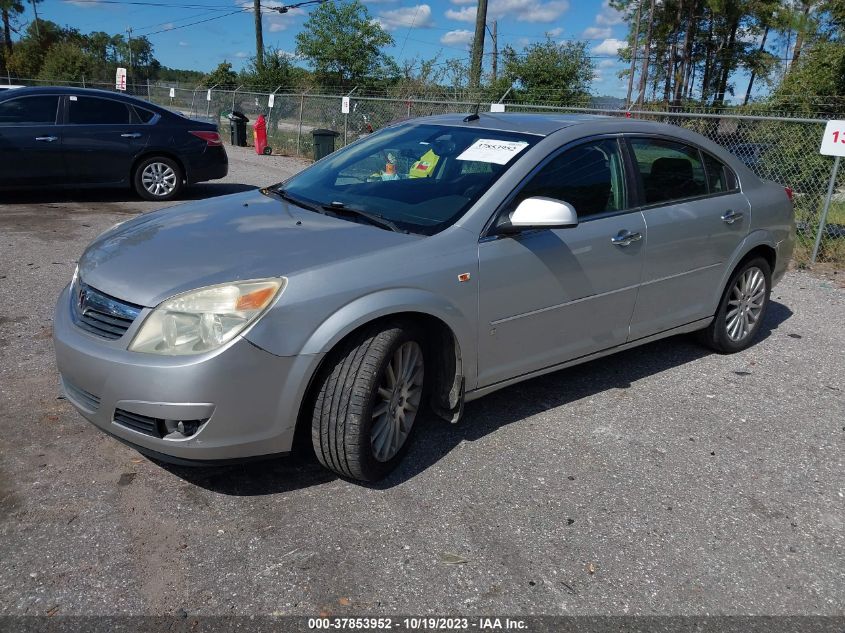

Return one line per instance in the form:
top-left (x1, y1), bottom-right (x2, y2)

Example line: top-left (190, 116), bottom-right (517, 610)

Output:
top-left (0, 147), bottom-right (843, 618)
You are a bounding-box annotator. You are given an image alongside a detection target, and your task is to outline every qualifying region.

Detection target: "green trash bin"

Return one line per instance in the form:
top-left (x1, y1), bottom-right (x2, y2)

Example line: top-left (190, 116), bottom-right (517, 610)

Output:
top-left (311, 128), bottom-right (340, 160)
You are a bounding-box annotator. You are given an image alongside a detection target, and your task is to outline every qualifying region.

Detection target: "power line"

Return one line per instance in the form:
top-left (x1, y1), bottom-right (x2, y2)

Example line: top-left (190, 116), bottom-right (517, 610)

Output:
top-left (140, 9), bottom-right (248, 37)
top-left (64, 0), bottom-right (241, 8)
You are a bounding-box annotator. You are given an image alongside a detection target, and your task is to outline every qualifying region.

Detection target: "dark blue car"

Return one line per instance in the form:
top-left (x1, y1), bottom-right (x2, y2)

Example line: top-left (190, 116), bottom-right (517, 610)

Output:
top-left (0, 86), bottom-right (228, 200)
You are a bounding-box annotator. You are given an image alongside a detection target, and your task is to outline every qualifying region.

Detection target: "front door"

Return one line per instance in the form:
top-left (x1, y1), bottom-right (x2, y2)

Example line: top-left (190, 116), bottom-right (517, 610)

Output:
top-left (61, 95), bottom-right (150, 185)
top-left (625, 137), bottom-right (750, 340)
top-left (477, 137), bottom-right (646, 388)
top-left (0, 94), bottom-right (65, 187)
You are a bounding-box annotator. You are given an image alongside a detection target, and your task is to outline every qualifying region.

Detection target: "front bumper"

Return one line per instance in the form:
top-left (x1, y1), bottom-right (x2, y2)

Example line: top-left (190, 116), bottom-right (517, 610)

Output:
top-left (53, 284), bottom-right (322, 462)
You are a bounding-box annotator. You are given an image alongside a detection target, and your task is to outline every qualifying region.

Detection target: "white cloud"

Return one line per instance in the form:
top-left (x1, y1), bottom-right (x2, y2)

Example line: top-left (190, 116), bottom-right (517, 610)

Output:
top-left (545, 27), bottom-right (563, 37)
top-left (582, 25), bottom-right (611, 39)
top-left (449, 0), bottom-right (475, 4)
top-left (376, 4), bottom-right (434, 30)
top-left (268, 21), bottom-right (289, 32)
top-left (440, 29), bottom-right (473, 47)
top-left (446, 0), bottom-right (568, 24)
top-left (161, 22), bottom-right (175, 31)
top-left (595, 0), bottom-right (624, 26)
top-left (178, 41), bottom-right (189, 47)
top-left (598, 58), bottom-right (617, 68)
top-left (235, 51), bottom-right (249, 58)
top-left (593, 37), bottom-right (626, 55)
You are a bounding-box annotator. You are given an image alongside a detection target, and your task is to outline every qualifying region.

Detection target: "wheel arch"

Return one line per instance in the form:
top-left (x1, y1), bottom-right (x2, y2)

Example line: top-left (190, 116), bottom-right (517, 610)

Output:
top-left (711, 231), bottom-right (777, 311)
top-left (292, 305), bottom-right (470, 455)
top-left (130, 150), bottom-right (188, 185)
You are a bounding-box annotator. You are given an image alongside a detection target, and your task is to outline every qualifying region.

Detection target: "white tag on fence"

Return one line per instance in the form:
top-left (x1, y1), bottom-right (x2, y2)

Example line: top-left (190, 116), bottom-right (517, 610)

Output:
top-left (820, 120), bottom-right (845, 156)
top-left (268, 93), bottom-right (275, 108)
top-left (169, 87), bottom-right (175, 98)
top-left (206, 89), bottom-right (212, 101)
top-left (490, 103), bottom-right (505, 113)
top-left (341, 96), bottom-right (350, 114)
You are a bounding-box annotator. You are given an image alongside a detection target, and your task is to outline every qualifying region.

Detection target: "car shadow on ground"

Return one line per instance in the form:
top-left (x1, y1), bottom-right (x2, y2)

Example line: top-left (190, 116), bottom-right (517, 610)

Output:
top-left (1, 183), bottom-right (256, 206)
top-left (160, 300), bottom-right (794, 495)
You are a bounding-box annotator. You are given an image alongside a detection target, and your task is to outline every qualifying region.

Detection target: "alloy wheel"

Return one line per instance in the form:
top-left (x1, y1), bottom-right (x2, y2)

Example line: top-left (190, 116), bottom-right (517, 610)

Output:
top-left (370, 341), bottom-right (424, 462)
top-left (141, 162), bottom-right (177, 197)
top-left (725, 266), bottom-right (766, 342)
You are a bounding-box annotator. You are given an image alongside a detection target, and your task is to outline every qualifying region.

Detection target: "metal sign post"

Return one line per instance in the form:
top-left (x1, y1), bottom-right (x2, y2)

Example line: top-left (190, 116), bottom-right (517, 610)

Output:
top-left (811, 155), bottom-right (840, 264)
top-left (812, 120), bottom-right (845, 263)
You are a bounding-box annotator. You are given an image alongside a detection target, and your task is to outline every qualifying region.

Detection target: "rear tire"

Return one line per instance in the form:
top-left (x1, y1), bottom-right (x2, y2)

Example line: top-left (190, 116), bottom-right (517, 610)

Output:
top-left (311, 322), bottom-right (425, 482)
top-left (133, 156), bottom-right (183, 201)
top-left (700, 257), bottom-right (771, 353)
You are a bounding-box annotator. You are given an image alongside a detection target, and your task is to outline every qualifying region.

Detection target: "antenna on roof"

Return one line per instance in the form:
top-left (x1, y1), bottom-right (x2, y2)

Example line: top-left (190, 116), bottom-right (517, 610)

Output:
top-left (463, 103), bottom-right (480, 122)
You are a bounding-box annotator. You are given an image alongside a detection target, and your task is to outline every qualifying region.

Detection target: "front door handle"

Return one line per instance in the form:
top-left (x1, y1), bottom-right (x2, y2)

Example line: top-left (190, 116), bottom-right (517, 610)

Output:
top-left (721, 210), bottom-right (743, 224)
top-left (120, 132), bottom-right (142, 138)
top-left (611, 230), bottom-right (643, 246)
top-left (35, 136), bottom-right (58, 142)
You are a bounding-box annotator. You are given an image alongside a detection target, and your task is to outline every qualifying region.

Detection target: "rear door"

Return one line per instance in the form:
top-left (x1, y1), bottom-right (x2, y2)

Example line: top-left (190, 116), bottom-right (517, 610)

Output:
top-left (61, 95), bottom-right (150, 185)
top-left (625, 136), bottom-right (749, 339)
top-left (476, 137), bottom-right (646, 387)
top-left (0, 94), bottom-right (64, 186)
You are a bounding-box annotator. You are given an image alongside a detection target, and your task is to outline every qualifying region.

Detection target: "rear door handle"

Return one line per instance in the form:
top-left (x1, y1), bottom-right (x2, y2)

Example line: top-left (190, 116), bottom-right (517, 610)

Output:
top-left (120, 132), bottom-right (142, 138)
top-left (611, 230), bottom-right (643, 246)
top-left (35, 136), bottom-right (58, 142)
top-left (721, 210), bottom-right (743, 224)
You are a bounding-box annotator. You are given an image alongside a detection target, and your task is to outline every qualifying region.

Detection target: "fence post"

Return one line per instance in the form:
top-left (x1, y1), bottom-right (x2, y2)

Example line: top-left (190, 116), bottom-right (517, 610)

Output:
top-left (810, 154), bottom-right (841, 264)
top-left (297, 93), bottom-right (306, 157)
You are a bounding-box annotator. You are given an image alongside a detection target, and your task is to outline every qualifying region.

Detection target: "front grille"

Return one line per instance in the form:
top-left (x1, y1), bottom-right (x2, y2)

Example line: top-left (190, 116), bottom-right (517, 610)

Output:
top-left (71, 282), bottom-right (142, 340)
top-left (62, 378), bottom-right (101, 412)
top-left (113, 408), bottom-right (164, 438)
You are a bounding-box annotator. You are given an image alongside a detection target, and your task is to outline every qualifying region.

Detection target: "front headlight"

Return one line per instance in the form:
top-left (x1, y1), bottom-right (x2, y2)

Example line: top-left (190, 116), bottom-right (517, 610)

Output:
top-left (128, 278), bottom-right (286, 355)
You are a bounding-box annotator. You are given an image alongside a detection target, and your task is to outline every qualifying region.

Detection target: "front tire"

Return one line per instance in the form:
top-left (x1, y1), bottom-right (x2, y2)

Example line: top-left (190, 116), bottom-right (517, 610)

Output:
top-left (311, 323), bottom-right (425, 482)
top-left (133, 156), bottom-right (183, 201)
top-left (700, 257), bottom-right (771, 353)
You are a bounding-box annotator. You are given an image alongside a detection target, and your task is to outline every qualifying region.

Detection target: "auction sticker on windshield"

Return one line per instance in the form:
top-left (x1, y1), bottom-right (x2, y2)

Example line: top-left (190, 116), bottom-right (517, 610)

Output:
top-left (457, 139), bottom-right (529, 164)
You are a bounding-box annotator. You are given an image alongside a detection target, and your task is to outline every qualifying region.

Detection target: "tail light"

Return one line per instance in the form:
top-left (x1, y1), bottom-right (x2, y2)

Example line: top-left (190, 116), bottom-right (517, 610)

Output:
top-left (784, 186), bottom-right (794, 203)
top-left (189, 130), bottom-right (222, 146)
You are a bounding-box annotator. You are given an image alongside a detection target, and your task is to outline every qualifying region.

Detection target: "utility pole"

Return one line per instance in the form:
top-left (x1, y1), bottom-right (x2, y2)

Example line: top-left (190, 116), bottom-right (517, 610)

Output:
top-left (254, 0), bottom-right (264, 70)
top-left (126, 27), bottom-right (133, 82)
top-left (31, 0), bottom-right (40, 38)
top-left (469, 0), bottom-right (488, 90)
top-left (625, 0), bottom-right (641, 108)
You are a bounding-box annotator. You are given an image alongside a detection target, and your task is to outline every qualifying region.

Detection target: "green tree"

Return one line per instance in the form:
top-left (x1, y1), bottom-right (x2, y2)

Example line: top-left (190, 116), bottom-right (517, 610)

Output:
top-left (38, 41), bottom-right (95, 82)
top-left (295, 0), bottom-right (394, 87)
top-left (240, 46), bottom-right (309, 91)
top-left (200, 61), bottom-right (238, 88)
top-left (501, 38), bottom-right (594, 105)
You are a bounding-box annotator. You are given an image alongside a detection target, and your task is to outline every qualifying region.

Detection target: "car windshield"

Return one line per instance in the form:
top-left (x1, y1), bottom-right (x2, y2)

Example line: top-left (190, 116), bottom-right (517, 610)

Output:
top-left (277, 123), bottom-right (540, 235)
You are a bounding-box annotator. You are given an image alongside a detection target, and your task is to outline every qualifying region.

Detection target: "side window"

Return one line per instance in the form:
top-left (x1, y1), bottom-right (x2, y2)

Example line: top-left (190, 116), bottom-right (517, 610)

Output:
top-left (514, 138), bottom-right (627, 219)
top-left (133, 106), bottom-right (156, 123)
top-left (67, 97), bottom-right (131, 125)
top-left (703, 152), bottom-right (738, 193)
top-left (630, 138), bottom-right (707, 205)
top-left (0, 96), bottom-right (59, 125)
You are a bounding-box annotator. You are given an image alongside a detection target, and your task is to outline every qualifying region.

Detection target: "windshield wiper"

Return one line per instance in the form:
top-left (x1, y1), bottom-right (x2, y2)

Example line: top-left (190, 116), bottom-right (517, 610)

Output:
top-left (322, 201), bottom-right (406, 234)
top-left (270, 188), bottom-right (324, 214)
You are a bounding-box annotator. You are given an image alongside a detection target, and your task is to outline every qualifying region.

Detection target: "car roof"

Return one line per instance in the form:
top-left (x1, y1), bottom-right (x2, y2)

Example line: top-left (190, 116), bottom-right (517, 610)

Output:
top-left (409, 112), bottom-right (613, 136)
top-left (0, 85), bottom-right (163, 109)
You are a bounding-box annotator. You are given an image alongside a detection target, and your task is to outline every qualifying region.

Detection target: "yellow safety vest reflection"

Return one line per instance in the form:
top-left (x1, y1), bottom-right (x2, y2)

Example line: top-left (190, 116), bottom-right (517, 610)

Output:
top-left (409, 149), bottom-right (440, 178)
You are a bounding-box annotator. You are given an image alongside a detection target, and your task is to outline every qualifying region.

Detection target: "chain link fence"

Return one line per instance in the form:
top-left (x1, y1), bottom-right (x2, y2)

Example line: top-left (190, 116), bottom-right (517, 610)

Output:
top-left (6, 77), bottom-right (844, 266)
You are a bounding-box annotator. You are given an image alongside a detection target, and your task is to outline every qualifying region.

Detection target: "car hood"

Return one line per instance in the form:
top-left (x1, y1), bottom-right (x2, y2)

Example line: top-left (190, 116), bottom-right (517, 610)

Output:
top-left (78, 189), bottom-right (419, 307)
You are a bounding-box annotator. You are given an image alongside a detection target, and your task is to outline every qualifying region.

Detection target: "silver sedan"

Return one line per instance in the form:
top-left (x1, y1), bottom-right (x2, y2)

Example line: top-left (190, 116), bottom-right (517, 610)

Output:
top-left (54, 113), bottom-right (795, 481)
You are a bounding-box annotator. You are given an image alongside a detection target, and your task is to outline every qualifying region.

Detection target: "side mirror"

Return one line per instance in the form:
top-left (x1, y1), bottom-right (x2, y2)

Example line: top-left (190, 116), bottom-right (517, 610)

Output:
top-left (501, 196), bottom-right (578, 233)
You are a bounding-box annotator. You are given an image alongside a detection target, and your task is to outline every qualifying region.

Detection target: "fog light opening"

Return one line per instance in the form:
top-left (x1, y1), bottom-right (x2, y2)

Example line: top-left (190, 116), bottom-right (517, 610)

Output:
top-left (162, 419), bottom-right (204, 439)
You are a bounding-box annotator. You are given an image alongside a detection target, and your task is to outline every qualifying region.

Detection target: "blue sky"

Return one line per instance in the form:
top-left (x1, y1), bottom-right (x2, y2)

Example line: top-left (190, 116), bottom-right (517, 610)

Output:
top-left (47, 0), bottom-right (631, 95)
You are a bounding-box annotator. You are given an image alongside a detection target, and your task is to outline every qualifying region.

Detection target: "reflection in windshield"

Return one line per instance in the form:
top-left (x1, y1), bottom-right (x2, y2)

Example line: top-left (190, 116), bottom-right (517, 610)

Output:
top-left (280, 124), bottom-right (539, 235)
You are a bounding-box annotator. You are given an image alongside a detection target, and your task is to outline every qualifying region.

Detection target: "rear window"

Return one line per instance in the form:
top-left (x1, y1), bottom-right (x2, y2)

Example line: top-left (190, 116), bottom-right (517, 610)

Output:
top-left (0, 96), bottom-right (59, 125)
top-left (68, 96), bottom-right (131, 125)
